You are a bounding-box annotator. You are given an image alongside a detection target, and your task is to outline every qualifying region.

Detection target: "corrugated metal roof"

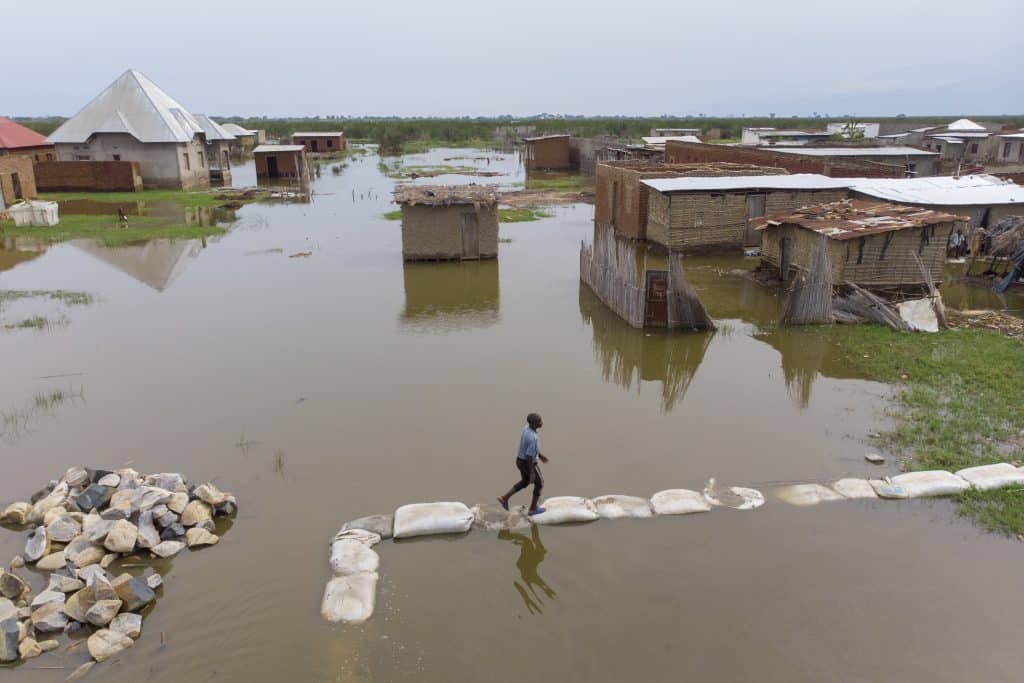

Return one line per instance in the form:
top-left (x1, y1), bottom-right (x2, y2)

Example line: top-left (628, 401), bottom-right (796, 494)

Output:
top-left (641, 136), bottom-right (701, 145)
top-left (221, 123), bottom-right (257, 137)
top-left (292, 131), bottom-right (344, 137)
top-left (947, 118), bottom-right (986, 131)
top-left (928, 131), bottom-right (989, 139)
top-left (254, 145), bottom-right (304, 153)
top-left (0, 116), bottom-right (52, 149)
top-left (641, 174), bottom-right (850, 193)
top-left (767, 146), bottom-right (938, 157)
top-left (193, 115), bottom-right (235, 142)
top-left (998, 132), bottom-right (1024, 139)
top-left (523, 134), bottom-right (570, 142)
top-left (851, 175), bottom-right (1024, 206)
top-left (755, 199), bottom-right (964, 240)
top-left (49, 70), bottom-right (204, 144)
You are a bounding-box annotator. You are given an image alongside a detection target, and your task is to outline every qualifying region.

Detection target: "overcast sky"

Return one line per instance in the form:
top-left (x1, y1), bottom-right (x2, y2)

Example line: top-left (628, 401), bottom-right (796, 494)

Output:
top-left (4, 0), bottom-right (1021, 118)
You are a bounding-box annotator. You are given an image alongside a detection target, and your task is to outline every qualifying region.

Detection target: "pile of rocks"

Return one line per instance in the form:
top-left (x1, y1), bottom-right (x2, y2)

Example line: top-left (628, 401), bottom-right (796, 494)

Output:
top-left (0, 467), bottom-right (236, 667)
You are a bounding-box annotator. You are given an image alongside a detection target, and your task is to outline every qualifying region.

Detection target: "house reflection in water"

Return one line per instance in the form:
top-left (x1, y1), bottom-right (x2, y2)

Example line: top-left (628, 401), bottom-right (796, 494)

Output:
top-left (755, 329), bottom-right (868, 408)
top-left (0, 237), bottom-right (47, 273)
top-left (400, 260), bottom-right (500, 333)
top-left (579, 285), bottom-right (713, 413)
top-left (73, 238), bottom-right (206, 291)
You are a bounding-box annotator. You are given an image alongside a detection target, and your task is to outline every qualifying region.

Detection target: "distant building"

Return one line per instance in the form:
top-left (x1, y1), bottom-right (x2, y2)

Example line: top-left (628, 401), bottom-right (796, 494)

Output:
top-left (826, 122), bottom-right (880, 139)
top-left (650, 128), bottom-right (701, 137)
top-left (641, 174), bottom-right (850, 252)
top-left (222, 124), bottom-right (263, 153)
top-left (740, 128), bottom-right (832, 146)
top-left (765, 147), bottom-right (941, 177)
top-left (523, 135), bottom-right (572, 171)
top-left (756, 199), bottom-right (962, 287)
top-left (193, 115), bottom-right (235, 185)
top-left (48, 69), bottom-right (211, 189)
top-left (254, 145), bottom-right (309, 183)
top-left (0, 117), bottom-right (56, 161)
top-left (921, 119), bottom-right (995, 164)
top-left (0, 155), bottom-right (37, 208)
top-left (291, 131), bottom-right (345, 154)
top-left (640, 136), bottom-right (701, 152)
top-left (393, 184), bottom-right (499, 261)
top-left (994, 131), bottom-right (1024, 164)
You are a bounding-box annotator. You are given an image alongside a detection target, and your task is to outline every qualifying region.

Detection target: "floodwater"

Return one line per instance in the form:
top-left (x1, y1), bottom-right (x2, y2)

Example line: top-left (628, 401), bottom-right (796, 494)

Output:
top-left (1, 147), bottom-right (1023, 682)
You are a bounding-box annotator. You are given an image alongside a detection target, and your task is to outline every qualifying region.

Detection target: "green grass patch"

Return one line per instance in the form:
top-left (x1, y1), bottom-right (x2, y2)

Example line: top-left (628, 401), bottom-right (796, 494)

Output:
top-left (381, 210), bottom-right (403, 220)
top-left (0, 290), bottom-right (93, 306)
top-left (5, 316), bottom-right (50, 330)
top-left (1, 214), bottom-right (226, 247)
top-left (399, 138), bottom-right (495, 155)
top-left (524, 175), bottom-right (588, 191)
top-left (819, 325), bottom-right (1024, 535)
top-left (38, 189), bottom-right (225, 208)
top-left (499, 207), bottom-right (554, 222)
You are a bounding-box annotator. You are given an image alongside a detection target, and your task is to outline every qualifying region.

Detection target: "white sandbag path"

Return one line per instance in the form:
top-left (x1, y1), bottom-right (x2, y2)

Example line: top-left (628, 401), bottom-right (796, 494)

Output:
top-left (321, 464), bottom-right (1021, 624)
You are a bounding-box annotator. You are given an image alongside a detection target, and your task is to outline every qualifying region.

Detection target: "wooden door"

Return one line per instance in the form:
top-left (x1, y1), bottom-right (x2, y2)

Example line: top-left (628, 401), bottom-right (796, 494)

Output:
top-left (461, 212), bottom-right (480, 260)
top-left (744, 194), bottom-right (766, 246)
top-left (780, 237), bottom-right (792, 281)
top-left (266, 156), bottom-right (279, 178)
top-left (644, 269), bottom-right (669, 327)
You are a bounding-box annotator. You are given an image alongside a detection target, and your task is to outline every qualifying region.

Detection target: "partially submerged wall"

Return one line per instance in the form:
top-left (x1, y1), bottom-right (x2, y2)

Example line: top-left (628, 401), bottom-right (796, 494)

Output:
top-left (0, 155), bottom-right (37, 207)
top-left (525, 137), bottom-right (572, 171)
top-left (400, 204), bottom-right (499, 261)
top-left (34, 161), bottom-right (143, 192)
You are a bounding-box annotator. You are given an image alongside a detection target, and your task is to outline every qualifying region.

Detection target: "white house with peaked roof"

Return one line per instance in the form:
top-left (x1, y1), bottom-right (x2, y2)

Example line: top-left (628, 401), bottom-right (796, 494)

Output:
top-left (49, 70), bottom-right (212, 189)
top-left (193, 115), bottom-right (235, 184)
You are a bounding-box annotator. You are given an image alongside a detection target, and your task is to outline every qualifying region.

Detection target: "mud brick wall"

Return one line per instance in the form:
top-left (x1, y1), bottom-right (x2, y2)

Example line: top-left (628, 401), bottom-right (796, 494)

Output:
top-left (34, 161), bottom-right (143, 192)
top-left (0, 155), bottom-right (37, 206)
top-left (400, 204), bottom-right (498, 261)
top-left (292, 134), bottom-right (346, 153)
top-left (525, 137), bottom-right (572, 171)
top-left (665, 141), bottom-right (906, 179)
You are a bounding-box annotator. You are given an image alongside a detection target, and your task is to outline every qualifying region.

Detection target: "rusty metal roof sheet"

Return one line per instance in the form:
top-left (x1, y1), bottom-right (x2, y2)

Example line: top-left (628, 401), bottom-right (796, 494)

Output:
top-left (0, 116), bottom-right (52, 149)
top-left (754, 199), bottom-right (965, 240)
top-left (393, 184), bottom-right (500, 206)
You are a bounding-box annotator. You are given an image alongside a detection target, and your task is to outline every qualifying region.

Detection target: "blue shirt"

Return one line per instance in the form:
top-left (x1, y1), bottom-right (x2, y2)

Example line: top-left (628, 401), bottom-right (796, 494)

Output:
top-left (517, 425), bottom-right (540, 461)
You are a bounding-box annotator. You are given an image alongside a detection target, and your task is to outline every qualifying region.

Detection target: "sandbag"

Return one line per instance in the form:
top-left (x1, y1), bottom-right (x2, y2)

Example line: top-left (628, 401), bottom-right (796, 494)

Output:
top-left (393, 502), bottom-right (473, 539)
top-left (774, 484), bottom-right (845, 507)
top-left (954, 463), bottom-right (1024, 491)
top-left (341, 515), bottom-right (394, 540)
top-left (531, 497), bottom-right (599, 525)
top-left (331, 528), bottom-right (381, 548)
top-left (470, 504), bottom-right (531, 532)
top-left (890, 471), bottom-right (969, 498)
top-left (703, 484), bottom-right (765, 510)
top-left (649, 489), bottom-right (711, 516)
top-left (870, 479), bottom-right (908, 499)
top-left (329, 540), bottom-right (380, 576)
top-left (321, 572), bottom-right (377, 624)
top-left (592, 495), bottom-right (652, 520)
top-left (831, 478), bottom-right (878, 500)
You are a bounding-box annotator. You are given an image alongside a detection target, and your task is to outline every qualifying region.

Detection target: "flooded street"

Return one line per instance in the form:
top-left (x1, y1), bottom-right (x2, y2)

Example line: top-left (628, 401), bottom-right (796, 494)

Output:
top-left (2, 148), bottom-right (1024, 682)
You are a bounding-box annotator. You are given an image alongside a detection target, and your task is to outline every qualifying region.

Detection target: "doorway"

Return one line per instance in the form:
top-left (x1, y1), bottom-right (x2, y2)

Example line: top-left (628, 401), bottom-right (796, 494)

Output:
top-left (644, 269), bottom-right (669, 327)
top-left (461, 212), bottom-right (480, 259)
top-left (779, 237), bottom-right (793, 281)
top-left (744, 194), bottom-right (766, 247)
top-left (311, 140), bottom-right (319, 153)
top-left (266, 156), bottom-right (279, 178)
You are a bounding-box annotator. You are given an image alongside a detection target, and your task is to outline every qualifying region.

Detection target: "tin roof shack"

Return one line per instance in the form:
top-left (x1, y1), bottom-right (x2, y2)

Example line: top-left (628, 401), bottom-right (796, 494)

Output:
top-left (292, 131), bottom-right (346, 155)
top-left (523, 135), bottom-right (572, 171)
top-left (254, 145), bottom-right (309, 183)
top-left (595, 161), bottom-right (788, 241)
top-left (48, 69), bottom-right (212, 190)
top-left (0, 155), bottom-right (37, 208)
top-left (194, 115), bottom-right (235, 185)
top-left (850, 175), bottom-right (1024, 236)
top-left (757, 200), bottom-right (964, 288)
top-left (642, 174), bottom-right (850, 253)
top-left (0, 117), bottom-right (56, 161)
top-left (665, 139), bottom-right (935, 178)
top-left (394, 185), bottom-right (499, 262)
top-left (651, 128), bottom-right (700, 137)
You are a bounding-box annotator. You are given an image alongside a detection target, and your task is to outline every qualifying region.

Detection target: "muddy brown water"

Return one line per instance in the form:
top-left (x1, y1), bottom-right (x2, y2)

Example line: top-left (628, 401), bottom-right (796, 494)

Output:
top-left (2, 148), bottom-right (1023, 682)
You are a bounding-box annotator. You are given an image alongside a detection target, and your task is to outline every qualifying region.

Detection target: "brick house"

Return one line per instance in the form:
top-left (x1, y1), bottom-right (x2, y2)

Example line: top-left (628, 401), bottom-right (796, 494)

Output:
top-left (0, 116), bottom-right (56, 161)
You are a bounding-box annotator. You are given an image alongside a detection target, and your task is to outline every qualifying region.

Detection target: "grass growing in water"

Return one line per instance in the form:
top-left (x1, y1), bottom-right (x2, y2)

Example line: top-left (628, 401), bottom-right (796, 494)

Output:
top-left (1, 214), bottom-right (226, 247)
top-left (524, 175), bottom-right (588, 191)
top-left (381, 210), bottom-right (402, 221)
top-left (819, 325), bottom-right (1024, 535)
top-left (38, 189), bottom-right (226, 208)
top-left (499, 207), bottom-right (554, 222)
top-left (0, 290), bottom-right (93, 306)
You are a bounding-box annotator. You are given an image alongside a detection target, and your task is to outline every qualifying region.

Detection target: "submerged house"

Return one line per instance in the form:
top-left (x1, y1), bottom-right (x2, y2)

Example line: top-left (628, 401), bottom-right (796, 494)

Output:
top-left (0, 116), bottom-right (55, 161)
top-left (254, 145), bottom-right (309, 183)
top-left (523, 134), bottom-right (572, 171)
top-left (193, 115), bottom-right (235, 184)
top-left (595, 161), bottom-right (788, 241)
top-left (292, 131), bottom-right (345, 154)
top-left (393, 185), bottom-right (499, 262)
top-left (221, 123), bottom-right (261, 153)
top-left (756, 200), bottom-right (964, 287)
top-left (641, 174), bottom-right (850, 252)
top-left (48, 69), bottom-right (211, 189)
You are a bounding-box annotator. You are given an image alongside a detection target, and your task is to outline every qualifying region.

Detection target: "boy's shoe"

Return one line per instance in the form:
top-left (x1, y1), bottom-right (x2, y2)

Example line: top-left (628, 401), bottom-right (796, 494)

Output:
top-left (498, 497), bottom-right (509, 511)
top-left (528, 507), bottom-right (546, 516)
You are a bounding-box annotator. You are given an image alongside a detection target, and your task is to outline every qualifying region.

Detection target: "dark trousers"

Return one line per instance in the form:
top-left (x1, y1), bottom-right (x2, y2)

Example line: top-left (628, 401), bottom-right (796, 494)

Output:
top-left (506, 457), bottom-right (543, 503)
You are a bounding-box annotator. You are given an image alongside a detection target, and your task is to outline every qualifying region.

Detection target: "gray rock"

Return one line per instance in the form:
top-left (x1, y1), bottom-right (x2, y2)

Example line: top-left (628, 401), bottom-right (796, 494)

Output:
top-left (103, 520), bottom-right (138, 554)
top-left (65, 537), bottom-right (105, 569)
top-left (25, 526), bottom-right (50, 563)
top-left (37, 639), bottom-right (58, 652)
top-left (30, 482), bottom-right (68, 523)
top-left (76, 565), bottom-right (108, 586)
top-left (29, 590), bottom-right (65, 608)
top-left (109, 612), bottom-right (142, 639)
top-left (18, 636), bottom-right (42, 660)
top-left (85, 599), bottom-right (122, 626)
top-left (47, 573), bottom-right (85, 593)
top-left (0, 502), bottom-right (31, 526)
top-left (145, 573), bottom-right (163, 590)
top-left (865, 453), bottom-right (886, 464)
top-left (87, 628), bottom-right (133, 662)
top-left (76, 484), bottom-right (113, 513)
top-left (17, 606), bottom-right (30, 619)
top-left (64, 579), bottom-right (117, 623)
top-left (83, 515), bottom-right (114, 543)
top-left (131, 486), bottom-right (172, 513)
top-left (193, 483), bottom-right (229, 506)
top-left (194, 518), bottom-right (216, 533)
top-left (100, 553), bottom-right (116, 569)
top-left (47, 514), bottom-right (82, 543)
top-left (160, 523), bottom-right (185, 540)
top-left (36, 552), bottom-right (68, 572)
top-left (63, 467), bottom-right (90, 488)
top-left (150, 540), bottom-right (185, 558)
top-left (112, 576), bottom-right (155, 612)
top-left (185, 527), bottom-right (219, 548)
top-left (100, 506), bottom-right (131, 521)
top-left (97, 473), bottom-right (120, 488)
top-left (153, 507), bottom-right (178, 529)
top-left (0, 618), bottom-right (20, 662)
top-left (180, 500), bottom-right (212, 527)
top-left (342, 514), bottom-right (394, 540)
top-left (166, 492), bottom-right (189, 514)
top-left (136, 511), bottom-right (160, 549)
top-left (216, 497), bottom-right (238, 517)
top-left (0, 571), bottom-right (27, 600)
top-left (0, 598), bottom-right (16, 622)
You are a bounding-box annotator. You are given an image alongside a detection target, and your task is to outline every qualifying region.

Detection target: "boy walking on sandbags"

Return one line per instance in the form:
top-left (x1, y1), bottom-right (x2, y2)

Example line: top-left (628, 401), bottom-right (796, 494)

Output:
top-left (498, 413), bottom-right (550, 516)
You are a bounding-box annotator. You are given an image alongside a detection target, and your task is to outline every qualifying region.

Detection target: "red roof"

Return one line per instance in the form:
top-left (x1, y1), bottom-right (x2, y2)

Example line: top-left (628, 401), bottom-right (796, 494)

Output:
top-left (0, 116), bottom-right (53, 150)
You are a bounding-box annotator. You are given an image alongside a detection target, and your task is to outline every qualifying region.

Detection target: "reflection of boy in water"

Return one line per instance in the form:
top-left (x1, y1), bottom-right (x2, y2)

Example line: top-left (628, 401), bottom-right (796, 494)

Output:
top-left (499, 525), bottom-right (556, 614)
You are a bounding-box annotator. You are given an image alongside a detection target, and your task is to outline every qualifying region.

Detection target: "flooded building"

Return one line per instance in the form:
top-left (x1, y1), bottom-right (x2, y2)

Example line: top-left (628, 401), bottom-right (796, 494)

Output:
top-left (48, 69), bottom-right (211, 189)
top-left (665, 139), bottom-right (937, 178)
top-left (194, 115), bottom-right (235, 185)
top-left (523, 134), bottom-right (572, 171)
top-left (756, 199), bottom-right (963, 287)
top-left (0, 116), bottom-right (55, 161)
top-left (741, 128), bottom-right (833, 146)
top-left (595, 161), bottom-right (787, 241)
top-left (222, 124), bottom-right (263, 153)
top-left (401, 260), bottom-right (500, 332)
top-left (254, 145), bottom-right (309, 183)
top-left (393, 184), bottom-right (499, 262)
top-left (641, 174), bottom-right (850, 252)
top-left (0, 155), bottom-right (37, 208)
top-left (292, 131), bottom-right (345, 154)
